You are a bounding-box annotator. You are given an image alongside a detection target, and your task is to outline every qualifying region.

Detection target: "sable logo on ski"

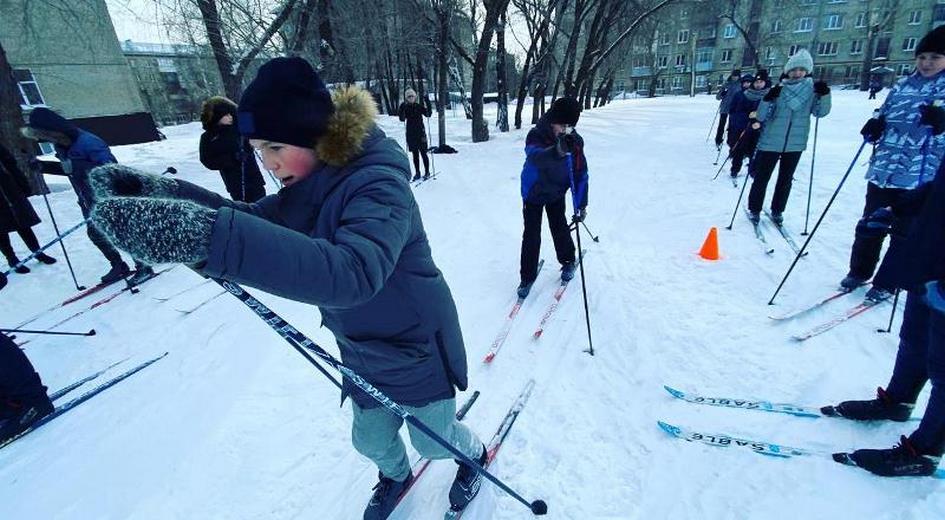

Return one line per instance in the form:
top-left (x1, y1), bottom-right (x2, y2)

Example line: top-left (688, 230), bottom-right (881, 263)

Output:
top-left (533, 250), bottom-right (587, 339)
top-left (484, 260), bottom-right (545, 364)
top-left (445, 379), bottom-right (537, 519)
top-left (0, 352), bottom-right (168, 451)
top-left (658, 421), bottom-right (945, 479)
top-left (664, 386), bottom-right (823, 418)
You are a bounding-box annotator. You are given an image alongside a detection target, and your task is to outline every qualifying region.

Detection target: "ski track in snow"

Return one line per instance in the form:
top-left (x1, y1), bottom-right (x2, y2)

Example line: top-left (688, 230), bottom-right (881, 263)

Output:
top-left (1, 91), bottom-right (943, 519)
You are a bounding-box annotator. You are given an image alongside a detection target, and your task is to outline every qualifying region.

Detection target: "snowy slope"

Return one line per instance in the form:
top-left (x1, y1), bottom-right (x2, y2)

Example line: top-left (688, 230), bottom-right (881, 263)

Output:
top-left (2, 90), bottom-right (943, 519)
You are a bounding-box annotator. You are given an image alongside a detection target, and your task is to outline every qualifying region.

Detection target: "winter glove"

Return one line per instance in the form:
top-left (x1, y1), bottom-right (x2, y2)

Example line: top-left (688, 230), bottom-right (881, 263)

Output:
top-left (919, 104), bottom-right (945, 135)
top-left (763, 85), bottom-right (782, 102)
top-left (750, 121), bottom-right (762, 131)
top-left (855, 206), bottom-right (894, 239)
top-left (90, 164), bottom-right (179, 201)
top-left (926, 280), bottom-right (945, 315)
top-left (813, 80), bottom-right (830, 96)
top-left (91, 197), bottom-right (215, 265)
top-left (572, 207), bottom-right (587, 223)
top-left (556, 133), bottom-right (577, 156)
top-left (860, 116), bottom-right (886, 143)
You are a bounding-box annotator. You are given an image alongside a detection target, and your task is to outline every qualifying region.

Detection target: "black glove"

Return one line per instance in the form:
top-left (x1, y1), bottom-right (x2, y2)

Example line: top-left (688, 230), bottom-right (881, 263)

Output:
top-left (763, 85), bottom-right (782, 102)
top-left (860, 116), bottom-right (886, 143)
top-left (90, 164), bottom-right (179, 201)
top-left (927, 280), bottom-right (945, 314)
top-left (556, 133), bottom-right (577, 156)
top-left (855, 207), bottom-right (894, 239)
top-left (91, 197), bottom-right (215, 265)
top-left (573, 207), bottom-right (586, 223)
top-left (919, 104), bottom-right (945, 135)
top-left (813, 80), bottom-right (830, 96)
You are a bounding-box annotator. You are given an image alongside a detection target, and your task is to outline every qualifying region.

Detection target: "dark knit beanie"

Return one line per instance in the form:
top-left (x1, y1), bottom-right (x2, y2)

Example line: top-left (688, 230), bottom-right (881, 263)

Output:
top-left (237, 57), bottom-right (334, 148)
top-left (740, 73), bottom-right (755, 84)
top-left (546, 97), bottom-right (582, 126)
top-left (916, 25), bottom-right (945, 57)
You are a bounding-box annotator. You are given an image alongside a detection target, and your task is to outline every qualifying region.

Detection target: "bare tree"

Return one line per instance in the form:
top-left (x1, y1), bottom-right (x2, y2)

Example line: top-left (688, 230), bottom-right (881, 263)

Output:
top-left (509, 0), bottom-right (561, 129)
top-left (470, 0), bottom-right (512, 142)
top-left (858, 0), bottom-right (898, 91)
top-left (0, 41), bottom-right (35, 192)
top-left (716, 0), bottom-right (760, 68)
top-left (494, 10), bottom-right (510, 131)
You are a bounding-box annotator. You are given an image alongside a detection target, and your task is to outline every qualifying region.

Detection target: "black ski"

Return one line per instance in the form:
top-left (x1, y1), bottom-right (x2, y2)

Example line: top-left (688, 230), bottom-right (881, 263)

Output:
top-left (744, 207), bottom-right (774, 255)
top-left (763, 210), bottom-right (807, 256)
top-left (48, 358), bottom-right (128, 401)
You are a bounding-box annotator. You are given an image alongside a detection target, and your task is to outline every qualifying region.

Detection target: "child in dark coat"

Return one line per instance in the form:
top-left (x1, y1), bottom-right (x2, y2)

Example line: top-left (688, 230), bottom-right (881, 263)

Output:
top-left (198, 96), bottom-right (267, 202)
top-left (728, 71), bottom-right (771, 179)
top-left (0, 143), bottom-right (56, 273)
top-left (0, 332), bottom-right (53, 445)
top-left (87, 57), bottom-right (484, 519)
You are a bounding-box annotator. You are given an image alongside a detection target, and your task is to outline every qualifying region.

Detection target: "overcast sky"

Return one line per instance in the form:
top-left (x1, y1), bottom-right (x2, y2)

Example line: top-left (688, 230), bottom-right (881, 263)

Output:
top-left (106, 0), bottom-right (178, 44)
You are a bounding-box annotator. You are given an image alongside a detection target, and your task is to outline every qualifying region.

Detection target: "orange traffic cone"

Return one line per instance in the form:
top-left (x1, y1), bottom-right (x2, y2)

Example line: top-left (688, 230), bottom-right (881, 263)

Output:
top-left (698, 227), bottom-right (720, 260)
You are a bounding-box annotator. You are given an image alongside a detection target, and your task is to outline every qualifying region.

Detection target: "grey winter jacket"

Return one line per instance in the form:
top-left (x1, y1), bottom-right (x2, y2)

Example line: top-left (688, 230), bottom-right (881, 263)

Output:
top-left (756, 77), bottom-right (831, 153)
top-left (189, 87), bottom-right (468, 409)
top-left (717, 79), bottom-right (741, 114)
top-left (865, 70), bottom-right (945, 190)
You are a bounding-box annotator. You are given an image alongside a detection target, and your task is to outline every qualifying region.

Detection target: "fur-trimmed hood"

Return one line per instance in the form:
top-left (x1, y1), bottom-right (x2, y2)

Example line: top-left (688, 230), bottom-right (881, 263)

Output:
top-left (201, 96), bottom-right (237, 130)
top-left (316, 86), bottom-right (379, 167)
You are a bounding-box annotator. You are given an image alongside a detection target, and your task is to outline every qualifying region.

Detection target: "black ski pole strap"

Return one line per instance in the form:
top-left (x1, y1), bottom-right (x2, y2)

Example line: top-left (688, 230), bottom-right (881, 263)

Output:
top-left (211, 277), bottom-right (547, 515)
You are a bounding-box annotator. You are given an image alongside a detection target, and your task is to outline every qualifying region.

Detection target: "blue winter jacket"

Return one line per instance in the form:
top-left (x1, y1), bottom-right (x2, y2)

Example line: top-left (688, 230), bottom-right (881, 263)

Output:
top-left (716, 79), bottom-right (741, 115)
top-left (188, 88), bottom-right (468, 409)
top-left (756, 78), bottom-right (831, 153)
top-left (727, 87), bottom-right (767, 145)
top-left (521, 117), bottom-right (589, 210)
top-left (865, 70), bottom-right (945, 190)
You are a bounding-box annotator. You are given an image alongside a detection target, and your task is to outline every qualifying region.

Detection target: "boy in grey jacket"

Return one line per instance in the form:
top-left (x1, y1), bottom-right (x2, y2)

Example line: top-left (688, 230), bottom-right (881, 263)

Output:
top-left (747, 49), bottom-right (831, 225)
top-left (87, 57), bottom-right (484, 520)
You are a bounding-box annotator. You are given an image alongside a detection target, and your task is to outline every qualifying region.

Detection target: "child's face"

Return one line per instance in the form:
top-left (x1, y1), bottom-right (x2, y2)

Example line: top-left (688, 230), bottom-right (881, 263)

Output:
top-left (741, 80), bottom-right (752, 89)
top-left (551, 123), bottom-right (566, 135)
top-left (753, 79), bottom-right (766, 90)
top-left (218, 114), bottom-right (234, 126)
top-left (916, 52), bottom-right (945, 78)
top-left (250, 140), bottom-right (318, 187)
top-left (787, 68), bottom-right (807, 79)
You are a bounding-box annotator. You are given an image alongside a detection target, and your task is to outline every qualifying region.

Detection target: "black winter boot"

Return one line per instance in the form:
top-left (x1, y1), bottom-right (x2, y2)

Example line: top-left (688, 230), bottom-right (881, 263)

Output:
top-left (837, 436), bottom-right (941, 477)
top-left (822, 387), bottom-right (914, 422)
top-left (127, 265), bottom-right (156, 287)
top-left (0, 394), bottom-right (54, 445)
top-left (7, 257), bottom-right (29, 274)
top-left (100, 261), bottom-right (131, 285)
top-left (839, 274), bottom-right (869, 291)
top-left (363, 471), bottom-right (413, 520)
top-left (34, 252), bottom-right (57, 265)
top-left (448, 443), bottom-right (488, 512)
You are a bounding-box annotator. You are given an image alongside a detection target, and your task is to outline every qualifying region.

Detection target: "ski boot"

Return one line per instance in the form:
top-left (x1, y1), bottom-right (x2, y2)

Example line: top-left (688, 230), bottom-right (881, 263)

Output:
top-left (100, 261), bottom-right (131, 285)
top-left (127, 265), bottom-right (156, 287)
top-left (839, 274), bottom-right (868, 292)
top-left (561, 261), bottom-right (577, 282)
top-left (0, 393), bottom-right (54, 445)
top-left (822, 387), bottom-right (913, 422)
top-left (769, 211), bottom-right (784, 226)
top-left (412, 173), bottom-right (421, 182)
top-left (34, 252), bottom-right (57, 265)
top-left (448, 444), bottom-right (488, 513)
top-left (835, 436), bottom-right (941, 477)
top-left (6, 257), bottom-right (29, 274)
top-left (363, 471), bottom-right (413, 520)
top-left (517, 279), bottom-right (536, 299)
top-left (748, 211), bottom-right (760, 224)
top-left (865, 286), bottom-right (894, 303)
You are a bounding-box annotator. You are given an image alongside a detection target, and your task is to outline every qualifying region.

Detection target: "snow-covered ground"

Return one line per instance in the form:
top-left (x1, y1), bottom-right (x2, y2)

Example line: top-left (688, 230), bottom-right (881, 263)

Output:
top-left (2, 90), bottom-right (943, 519)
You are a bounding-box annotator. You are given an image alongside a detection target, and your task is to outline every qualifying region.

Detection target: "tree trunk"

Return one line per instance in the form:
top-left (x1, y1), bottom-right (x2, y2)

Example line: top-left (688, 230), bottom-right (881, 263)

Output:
top-left (495, 11), bottom-right (509, 132)
top-left (196, 0), bottom-right (240, 99)
top-left (470, 0), bottom-right (511, 142)
top-left (0, 41), bottom-right (42, 194)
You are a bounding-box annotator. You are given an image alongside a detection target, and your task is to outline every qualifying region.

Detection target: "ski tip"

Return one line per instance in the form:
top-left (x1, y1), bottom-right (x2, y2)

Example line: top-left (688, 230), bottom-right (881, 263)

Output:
top-left (533, 330), bottom-right (543, 339)
top-left (832, 452), bottom-right (857, 466)
top-left (483, 353), bottom-right (495, 364)
top-left (663, 385), bottom-right (685, 398)
top-left (657, 420), bottom-right (681, 436)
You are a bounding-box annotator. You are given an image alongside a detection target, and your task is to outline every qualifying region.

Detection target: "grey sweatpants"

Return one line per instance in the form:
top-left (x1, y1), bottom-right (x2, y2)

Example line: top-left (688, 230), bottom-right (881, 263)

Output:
top-left (351, 397), bottom-right (483, 482)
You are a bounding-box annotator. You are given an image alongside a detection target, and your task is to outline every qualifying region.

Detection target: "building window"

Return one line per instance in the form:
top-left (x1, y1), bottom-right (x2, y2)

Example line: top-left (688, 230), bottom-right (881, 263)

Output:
top-left (824, 14), bottom-right (843, 30)
top-left (795, 17), bottom-right (813, 33)
top-left (13, 69), bottom-right (46, 108)
top-left (696, 49), bottom-right (712, 63)
top-left (903, 38), bottom-right (917, 52)
top-left (855, 12), bottom-right (867, 28)
top-left (660, 32), bottom-right (671, 45)
top-left (658, 55), bottom-right (669, 68)
top-left (156, 57), bottom-right (177, 73)
top-left (675, 54), bottom-right (687, 66)
top-left (771, 20), bottom-right (782, 33)
top-left (817, 41), bottom-right (839, 56)
top-left (672, 76), bottom-right (682, 89)
top-left (847, 66), bottom-right (860, 79)
top-left (788, 44), bottom-right (804, 57)
top-left (678, 30), bottom-right (689, 44)
top-left (909, 10), bottom-right (921, 25)
top-left (850, 39), bottom-right (863, 54)
top-left (720, 49), bottom-right (733, 63)
top-left (723, 24), bottom-right (736, 39)
top-left (875, 37), bottom-right (891, 59)
top-left (765, 47), bottom-right (776, 62)
top-left (899, 63), bottom-right (914, 76)
top-left (696, 75), bottom-right (707, 87)
top-left (936, 5), bottom-right (945, 29)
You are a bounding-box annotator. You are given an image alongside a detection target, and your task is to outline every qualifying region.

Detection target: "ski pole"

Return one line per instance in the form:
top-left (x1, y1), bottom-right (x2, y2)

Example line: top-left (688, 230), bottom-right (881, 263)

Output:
top-left (712, 129), bottom-right (747, 180)
top-left (706, 105), bottom-right (720, 142)
top-left (768, 140), bottom-right (868, 305)
top-left (41, 191), bottom-right (85, 290)
top-left (0, 328), bottom-right (95, 337)
top-left (581, 221), bottom-right (599, 242)
top-left (713, 145), bottom-right (723, 166)
top-left (211, 277), bottom-right (548, 515)
top-left (725, 161), bottom-right (753, 230)
top-left (2, 218), bottom-right (89, 278)
top-left (802, 118), bottom-right (819, 235)
top-left (573, 218), bottom-right (595, 356)
top-left (877, 289), bottom-right (901, 334)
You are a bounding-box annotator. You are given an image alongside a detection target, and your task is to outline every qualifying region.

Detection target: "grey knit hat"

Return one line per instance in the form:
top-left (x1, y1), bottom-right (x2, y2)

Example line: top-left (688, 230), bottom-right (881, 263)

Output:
top-left (784, 49), bottom-right (813, 74)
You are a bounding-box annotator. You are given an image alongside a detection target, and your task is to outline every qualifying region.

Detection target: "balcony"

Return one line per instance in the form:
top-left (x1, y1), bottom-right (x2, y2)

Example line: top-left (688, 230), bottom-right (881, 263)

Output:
top-left (631, 66), bottom-right (653, 77)
top-left (695, 62), bottom-right (714, 72)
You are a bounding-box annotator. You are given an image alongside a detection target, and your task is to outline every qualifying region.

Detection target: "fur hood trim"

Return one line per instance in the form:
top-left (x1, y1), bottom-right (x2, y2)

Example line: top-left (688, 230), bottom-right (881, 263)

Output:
top-left (316, 86), bottom-right (378, 167)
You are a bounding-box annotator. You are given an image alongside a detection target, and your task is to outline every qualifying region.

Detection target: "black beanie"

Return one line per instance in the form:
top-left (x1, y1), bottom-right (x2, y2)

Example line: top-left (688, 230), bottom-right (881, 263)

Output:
top-left (237, 57), bottom-right (334, 148)
top-left (546, 97), bottom-right (581, 126)
top-left (916, 25), bottom-right (945, 57)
